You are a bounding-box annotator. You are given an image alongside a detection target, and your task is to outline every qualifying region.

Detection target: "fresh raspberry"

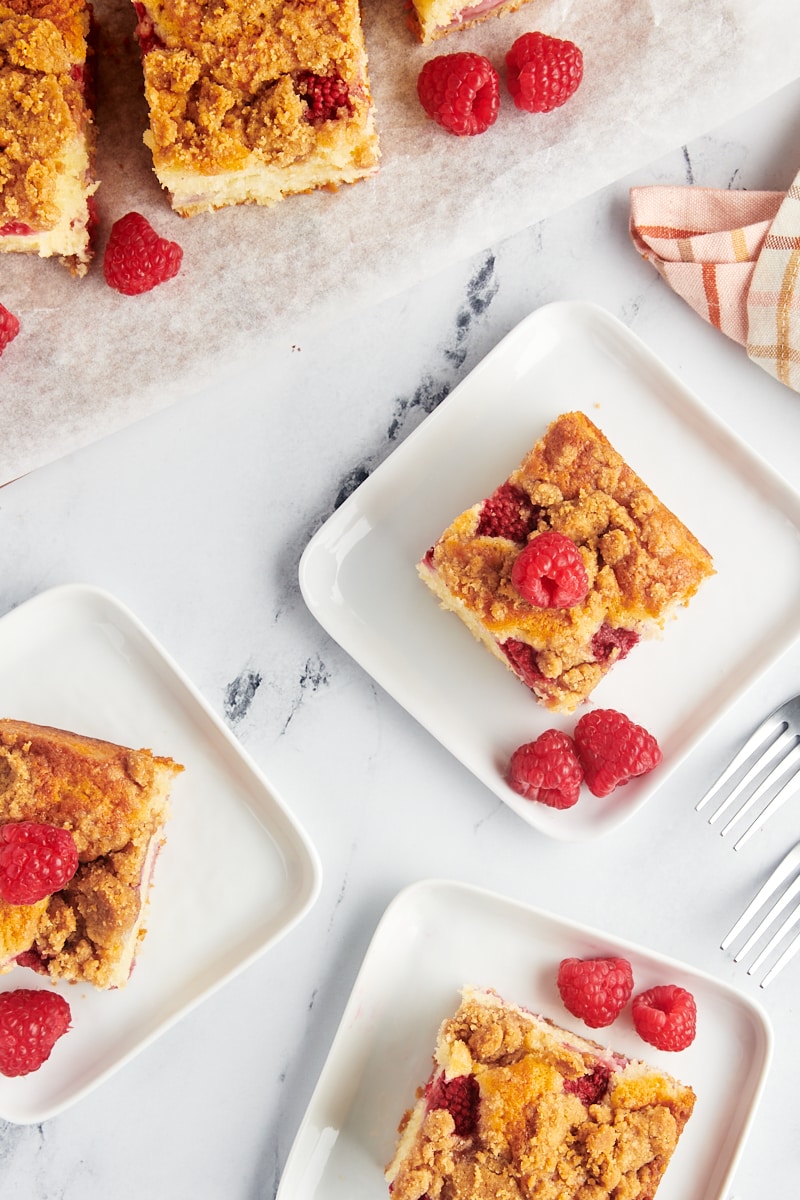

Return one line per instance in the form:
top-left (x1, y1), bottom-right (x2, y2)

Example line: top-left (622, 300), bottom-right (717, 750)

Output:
top-left (557, 956), bottom-right (634, 1028)
top-left (103, 212), bottom-right (183, 296)
top-left (632, 985), bottom-right (697, 1052)
top-left (0, 303), bottom-right (20, 355)
top-left (425, 1072), bottom-right (479, 1136)
top-left (573, 709), bottom-right (662, 798)
top-left (505, 32), bottom-right (584, 114)
top-left (0, 822), bottom-right (79, 905)
top-left (591, 622), bottom-right (639, 663)
top-left (501, 639), bottom-right (545, 690)
top-left (476, 483), bottom-right (539, 542)
top-left (0, 221), bottom-right (33, 235)
top-left (563, 1061), bottom-right (612, 1106)
top-left (296, 72), bottom-right (354, 124)
top-left (511, 531), bottom-right (588, 608)
top-left (417, 53), bottom-right (500, 137)
top-left (506, 729), bottom-right (583, 809)
top-left (0, 989), bottom-right (71, 1076)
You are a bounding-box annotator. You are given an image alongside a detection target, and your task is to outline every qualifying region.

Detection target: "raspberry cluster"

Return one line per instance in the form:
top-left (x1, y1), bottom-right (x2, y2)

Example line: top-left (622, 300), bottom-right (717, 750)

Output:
top-left (417, 31), bottom-right (583, 136)
top-left (0, 821), bottom-right (79, 905)
top-left (506, 709), bottom-right (662, 810)
top-left (556, 955), bottom-right (697, 1051)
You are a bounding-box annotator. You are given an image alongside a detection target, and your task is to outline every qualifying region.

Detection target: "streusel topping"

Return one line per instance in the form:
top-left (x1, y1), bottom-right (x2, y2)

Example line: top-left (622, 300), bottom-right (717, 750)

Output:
top-left (139, 0), bottom-right (373, 172)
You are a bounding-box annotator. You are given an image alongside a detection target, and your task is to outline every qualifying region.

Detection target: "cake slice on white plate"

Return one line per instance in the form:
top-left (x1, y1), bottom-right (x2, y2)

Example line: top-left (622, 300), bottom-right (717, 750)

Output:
top-left (0, 718), bottom-right (182, 990)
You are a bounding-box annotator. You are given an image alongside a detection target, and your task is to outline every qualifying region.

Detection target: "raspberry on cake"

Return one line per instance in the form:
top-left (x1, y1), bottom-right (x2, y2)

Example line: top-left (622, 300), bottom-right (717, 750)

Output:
top-left (385, 985), bottom-right (696, 1200)
top-left (0, 718), bottom-right (183, 990)
top-left (132, 0), bottom-right (380, 216)
top-left (418, 411), bottom-right (714, 714)
top-left (408, 0), bottom-right (536, 43)
top-left (0, 0), bottom-right (98, 275)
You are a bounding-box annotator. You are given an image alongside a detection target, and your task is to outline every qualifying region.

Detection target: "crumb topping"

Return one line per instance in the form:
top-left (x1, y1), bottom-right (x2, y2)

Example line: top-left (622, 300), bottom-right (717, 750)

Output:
top-left (386, 988), bottom-right (696, 1200)
top-left (139, 0), bottom-right (373, 172)
top-left (0, 0), bottom-right (92, 230)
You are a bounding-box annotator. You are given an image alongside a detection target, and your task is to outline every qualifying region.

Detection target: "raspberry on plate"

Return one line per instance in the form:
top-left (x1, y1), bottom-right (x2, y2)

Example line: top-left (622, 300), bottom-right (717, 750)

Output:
top-left (0, 303), bottom-right (20, 356)
top-left (417, 53), bottom-right (500, 136)
top-left (0, 822), bottom-right (79, 905)
top-left (632, 985), bottom-right (697, 1052)
top-left (511, 530), bottom-right (588, 608)
top-left (573, 708), bottom-right (662, 797)
top-left (506, 729), bottom-right (583, 809)
top-left (557, 956), bottom-right (634, 1028)
top-left (0, 988), bottom-right (71, 1076)
top-left (103, 211), bottom-right (183, 296)
top-left (505, 31), bottom-right (584, 114)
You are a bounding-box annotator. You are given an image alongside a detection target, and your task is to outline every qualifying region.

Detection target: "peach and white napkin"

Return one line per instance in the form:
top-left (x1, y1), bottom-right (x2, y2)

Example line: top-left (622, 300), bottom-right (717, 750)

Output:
top-left (630, 174), bottom-right (800, 393)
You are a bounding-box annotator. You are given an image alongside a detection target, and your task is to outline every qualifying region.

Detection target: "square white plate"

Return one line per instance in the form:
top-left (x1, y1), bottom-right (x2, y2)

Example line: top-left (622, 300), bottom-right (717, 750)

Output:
top-left (300, 301), bottom-right (800, 840)
top-left (278, 879), bottom-right (773, 1200)
top-left (0, 583), bottom-right (322, 1123)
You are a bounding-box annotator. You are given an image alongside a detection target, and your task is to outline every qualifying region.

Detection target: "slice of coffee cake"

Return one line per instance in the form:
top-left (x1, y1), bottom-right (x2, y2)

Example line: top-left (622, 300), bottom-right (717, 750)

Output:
top-left (0, 718), bottom-right (182, 990)
top-left (133, 0), bottom-right (380, 216)
top-left (386, 985), bottom-right (696, 1200)
top-left (418, 411), bottom-right (714, 713)
top-left (0, 0), bottom-right (97, 274)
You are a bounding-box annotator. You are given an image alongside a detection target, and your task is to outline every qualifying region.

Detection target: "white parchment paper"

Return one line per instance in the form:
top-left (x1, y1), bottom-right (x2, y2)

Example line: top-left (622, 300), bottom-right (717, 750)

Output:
top-left (1, 0), bottom-right (798, 483)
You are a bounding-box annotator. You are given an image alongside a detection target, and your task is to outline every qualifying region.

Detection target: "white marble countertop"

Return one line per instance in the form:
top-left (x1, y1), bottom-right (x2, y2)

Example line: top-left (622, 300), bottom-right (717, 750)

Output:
top-left (3, 72), bottom-right (800, 1198)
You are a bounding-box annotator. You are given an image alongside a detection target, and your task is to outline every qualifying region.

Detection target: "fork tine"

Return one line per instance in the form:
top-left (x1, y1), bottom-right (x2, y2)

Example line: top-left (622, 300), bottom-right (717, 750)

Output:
top-left (733, 754), bottom-right (800, 850)
top-left (747, 902), bottom-right (800, 982)
top-left (721, 842), bottom-right (800, 949)
top-left (760, 923), bottom-right (800, 988)
top-left (733, 873), bottom-right (800, 961)
top-left (695, 714), bottom-right (790, 813)
top-left (718, 739), bottom-right (800, 839)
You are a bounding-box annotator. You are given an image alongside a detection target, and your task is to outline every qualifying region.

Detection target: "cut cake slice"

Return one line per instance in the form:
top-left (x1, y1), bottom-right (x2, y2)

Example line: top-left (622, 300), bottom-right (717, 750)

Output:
top-left (408, 0), bottom-right (537, 43)
top-left (0, 0), bottom-right (98, 275)
top-left (385, 985), bottom-right (696, 1200)
top-left (0, 718), bottom-right (183, 990)
top-left (133, 0), bottom-right (380, 216)
top-left (418, 411), bottom-right (714, 714)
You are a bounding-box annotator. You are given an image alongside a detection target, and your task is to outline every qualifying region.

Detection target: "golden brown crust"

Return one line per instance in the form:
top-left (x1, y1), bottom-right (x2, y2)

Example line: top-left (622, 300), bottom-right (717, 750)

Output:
top-left (138, 0), bottom-right (378, 188)
top-left (419, 412), bottom-right (714, 712)
top-left (0, 718), bottom-right (182, 988)
top-left (386, 988), bottom-right (696, 1200)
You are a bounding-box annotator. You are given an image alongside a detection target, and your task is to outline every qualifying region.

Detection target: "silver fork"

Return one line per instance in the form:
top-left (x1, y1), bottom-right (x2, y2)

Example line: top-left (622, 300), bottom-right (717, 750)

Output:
top-left (695, 694), bottom-right (800, 850)
top-left (721, 842), bottom-right (800, 987)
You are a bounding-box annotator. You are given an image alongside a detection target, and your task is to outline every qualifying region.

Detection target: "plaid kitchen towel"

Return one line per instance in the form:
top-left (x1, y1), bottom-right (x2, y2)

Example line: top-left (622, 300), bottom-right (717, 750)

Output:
top-left (630, 177), bottom-right (800, 392)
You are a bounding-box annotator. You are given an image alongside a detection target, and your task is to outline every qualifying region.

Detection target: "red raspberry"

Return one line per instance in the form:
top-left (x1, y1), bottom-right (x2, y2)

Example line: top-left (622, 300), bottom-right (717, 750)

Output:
top-left (557, 956), bottom-right (634, 1028)
top-left (0, 989), bottom-right (71, 1076)
top-left (563, 1061), bottom-right (611, 1106)
top-left (506, 729), bottom-right (583, 809)
top-left (425, 1072), bottom-right (479, 1136)
top-left (0, 822), bottom-right (79, 905)
top-left (296, 72), bottom-right (354, 123)
top-left (476, 483), bottom-right (538, 542)
top-left (417, 53), bottom-right (500, 137)
top-left (506, 32), bottom-right (583, 114)
top-left (103, 211), bottom-right (183, 296)
top-left (511, 531), bottom-right (588, 608)
top-left (0, 303), bottom-right (20, 355)
top-left (632, 985), bottom-right (697, 1052)
top-left (573, 709), bottom-right (662, 798)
